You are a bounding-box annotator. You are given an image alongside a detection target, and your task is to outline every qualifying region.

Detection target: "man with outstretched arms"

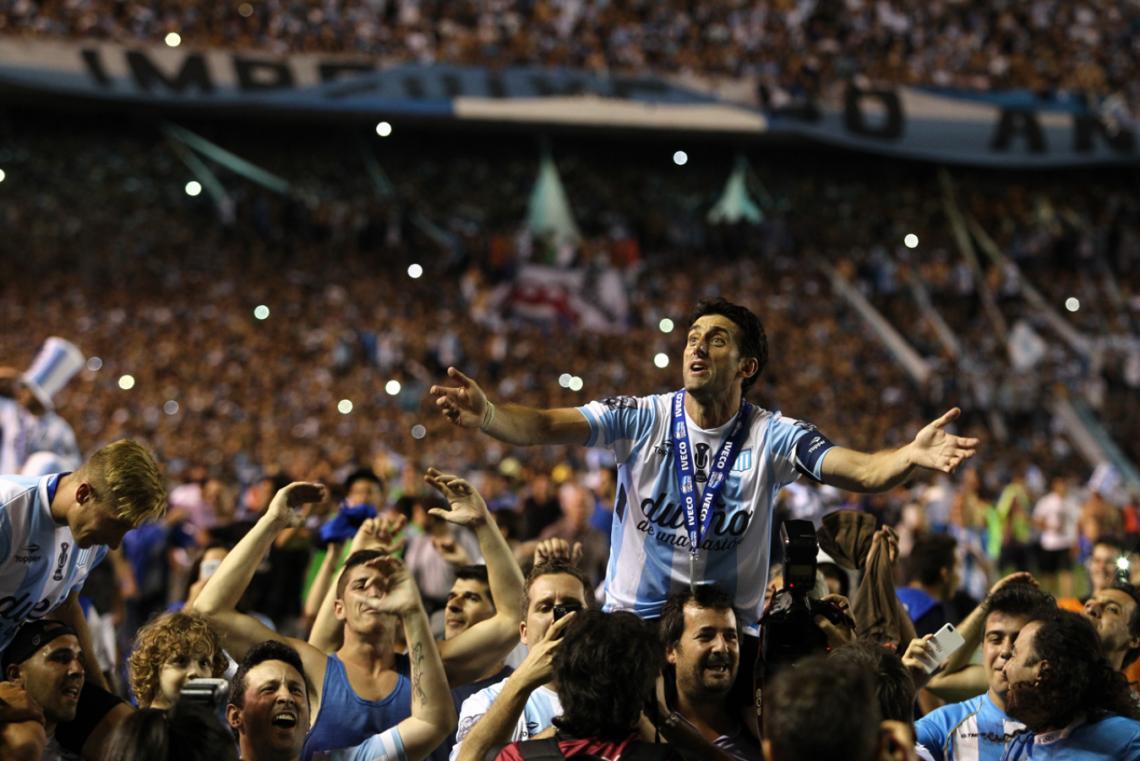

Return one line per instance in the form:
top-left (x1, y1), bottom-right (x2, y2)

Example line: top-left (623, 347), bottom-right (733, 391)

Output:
top-left (192, 471), bottom-right (522, 759)
top-left (432, 298), bottom-right (978, 632)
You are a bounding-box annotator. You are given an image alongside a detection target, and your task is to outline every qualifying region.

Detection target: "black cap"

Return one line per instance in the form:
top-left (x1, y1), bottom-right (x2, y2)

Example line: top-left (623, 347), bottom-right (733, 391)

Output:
top-left (2, 620), bottom-right (78, 672)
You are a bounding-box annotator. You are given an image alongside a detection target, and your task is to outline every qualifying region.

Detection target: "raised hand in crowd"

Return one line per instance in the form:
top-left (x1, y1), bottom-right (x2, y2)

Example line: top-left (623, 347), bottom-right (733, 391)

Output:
top-left (534, 537), bottom-right (584, 567)
top-left (424, 468), bottom-right (490, 526)
top-left (352, 514), bottom-right (408, 556)
top-left (265, 482), bottom-right (328, 528)
top-left (900, 634), bottom-right (939, 690)
top-left (358, 556), bottom-right (423, 617)
top-left (868, 525), bottom-right (899, 566)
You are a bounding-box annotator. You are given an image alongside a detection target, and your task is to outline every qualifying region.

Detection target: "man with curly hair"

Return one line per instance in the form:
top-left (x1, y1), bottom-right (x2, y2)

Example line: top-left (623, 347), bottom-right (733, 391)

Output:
top-left (128, 612), bottom-right (229, 710)
top-left (1002, 609), bottom-right (1140, 759)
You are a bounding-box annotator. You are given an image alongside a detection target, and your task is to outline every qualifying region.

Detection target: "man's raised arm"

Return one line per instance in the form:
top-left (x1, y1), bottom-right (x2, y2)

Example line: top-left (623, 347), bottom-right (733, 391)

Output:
top-left (430, 367), bottom-right (588, 447)
top-left (373, 558), bottom-right (457, 760)
top-left (425, 469), bottom-right (526, 686)
top-left (192, 482), bottom-right (327, 664)
top-left (453, 613), bottom-right (575, 761)
top-left (820, 407), bottom-right (979, 493)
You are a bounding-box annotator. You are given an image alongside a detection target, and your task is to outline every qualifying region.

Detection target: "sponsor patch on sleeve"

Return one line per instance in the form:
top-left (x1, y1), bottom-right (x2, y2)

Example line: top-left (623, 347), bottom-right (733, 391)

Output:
top-left (793, 429), bottom-right (835, 482)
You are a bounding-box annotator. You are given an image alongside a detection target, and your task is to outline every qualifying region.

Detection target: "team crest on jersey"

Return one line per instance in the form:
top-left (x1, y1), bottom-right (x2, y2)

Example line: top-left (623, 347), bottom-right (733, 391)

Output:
top-left (600, 396), bottom-right (639, 410)
top-left (53, 543), bottom-right (69, 581)
top-left (731, 449), bottom-right (753, 473)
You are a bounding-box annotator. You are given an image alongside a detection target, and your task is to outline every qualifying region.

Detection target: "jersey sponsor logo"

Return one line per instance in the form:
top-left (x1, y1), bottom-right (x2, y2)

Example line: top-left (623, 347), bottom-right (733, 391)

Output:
top-left (636, 493), bottom-right (750, 551)
top-left (806, 435), bottom-right (827, 455)
top-left (600, 395), bottom-right (638, 410)
top-left (676, 439), bottom-right (691, 472)
top-left (673, 421), bottom-right (687, 440)
top-left (13, 544), bottom-right (41, 563)
top-left (654, 439), bottom-right (673, 456)
top-left (53, 542), bottom-right (69, 581)
top-left (0, 592), bottom-right (55, 624)
top-left (731, 449), bottom-right (753, 473)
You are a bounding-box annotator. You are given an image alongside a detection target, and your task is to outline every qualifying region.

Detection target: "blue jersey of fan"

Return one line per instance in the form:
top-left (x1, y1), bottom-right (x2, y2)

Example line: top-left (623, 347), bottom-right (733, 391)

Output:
top-left (577, 392), bottom-right (834, 632)
top-left (0, 474), bottom-right (108, 651)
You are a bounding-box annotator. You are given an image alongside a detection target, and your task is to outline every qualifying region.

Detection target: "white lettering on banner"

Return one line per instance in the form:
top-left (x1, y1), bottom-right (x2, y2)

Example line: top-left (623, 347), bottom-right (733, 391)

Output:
top-left (0, 40), bottom-right (1134, 164)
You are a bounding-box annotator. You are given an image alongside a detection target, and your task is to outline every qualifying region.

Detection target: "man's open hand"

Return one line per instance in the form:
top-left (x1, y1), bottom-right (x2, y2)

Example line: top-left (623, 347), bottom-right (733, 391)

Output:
top-left (430, 368), bottom-right (488, 429)
top-left (907, 408), bottom-right (979, 474)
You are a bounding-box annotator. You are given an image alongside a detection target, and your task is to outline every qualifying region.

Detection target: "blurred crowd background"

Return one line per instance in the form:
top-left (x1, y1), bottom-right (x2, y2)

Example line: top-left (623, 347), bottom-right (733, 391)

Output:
top-left (0, 0), bottom-right (1138, 723)
top-left (1, 0), bottom-right (1138, 121)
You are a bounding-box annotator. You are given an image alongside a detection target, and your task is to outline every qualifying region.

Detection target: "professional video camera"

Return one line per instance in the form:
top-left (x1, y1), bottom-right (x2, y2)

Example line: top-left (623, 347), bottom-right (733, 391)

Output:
top-left (759, 520), bottom-right (853, 676)
top-left (178, 678), bottom-right (229, 710)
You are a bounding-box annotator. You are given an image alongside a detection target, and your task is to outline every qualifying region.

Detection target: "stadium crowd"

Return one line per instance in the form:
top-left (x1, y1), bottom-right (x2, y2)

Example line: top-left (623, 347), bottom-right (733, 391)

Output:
top-left (1, 0), bottom-right (1138, 118)
top-left (0, 112), bottom-right (1139, 759)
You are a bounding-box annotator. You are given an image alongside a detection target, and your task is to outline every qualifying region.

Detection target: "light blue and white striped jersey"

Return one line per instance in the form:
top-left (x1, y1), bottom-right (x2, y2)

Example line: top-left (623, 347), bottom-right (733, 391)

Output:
top-left (577, 392), bottom-right (834, 633)
top-left (317, 728), bottom-right (406, 761)
top-left (0, 473), bottom-right (108, 652)
top-left (0, 399), bottom-right (81, 476)
top-left (916, 693), bottom-right (1026, 761)
top-left (451, 680), bottom-right (561, 761)
top-left (1000, 715), bottom-right (1140, 760)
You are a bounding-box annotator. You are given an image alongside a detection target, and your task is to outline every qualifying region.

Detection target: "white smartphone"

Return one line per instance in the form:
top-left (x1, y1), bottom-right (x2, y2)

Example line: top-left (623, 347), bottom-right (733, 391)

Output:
top-left (924, 622), bottom-right (966, 673)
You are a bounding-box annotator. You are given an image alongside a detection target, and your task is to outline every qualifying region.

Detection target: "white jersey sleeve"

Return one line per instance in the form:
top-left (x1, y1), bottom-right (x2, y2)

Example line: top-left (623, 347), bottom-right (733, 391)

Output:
top-left (450, 680), bottom-right (561, 761)
top-left (317, 728), bottom-right (406, 761)
top-left (577, 395), bottom-right (659, 464)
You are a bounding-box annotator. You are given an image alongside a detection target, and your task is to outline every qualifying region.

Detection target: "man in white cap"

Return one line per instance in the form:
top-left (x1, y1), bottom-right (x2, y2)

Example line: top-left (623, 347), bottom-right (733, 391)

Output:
top-left (0, 337), bottom-right (85, 476)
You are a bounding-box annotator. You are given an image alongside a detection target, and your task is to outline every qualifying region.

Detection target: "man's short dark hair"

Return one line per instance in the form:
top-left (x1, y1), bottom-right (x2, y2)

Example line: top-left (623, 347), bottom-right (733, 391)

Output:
top-left (660, 584), bottom-right (736, 649)
top-left (829, 640), bottom-right (915, 723)
top-left (1006, 610), bottom-right (1136, 730)
top-left (454, 564), bottom-right (493, 608)
top-left (907, 534), bottom-right (957, 587)
top-left (1093, 536), bottom-right (1125, 556)
top-left (520, 560), bottom-right (592, 620)
top-left (1110, 581), bottom-right (1140, 668)
top-left (687, 299), bottom-right (768, 391)
top-left (763, 654), bottom-right (880, 761)
top-left (343, 467), bottom-right (384, 497)
top-left (984, 581), bottom-right (1056, 621)
top-left (227, 640), bottom-right (308, 711)
top-left (102, 704), bottom-right (238, 761)
top-left (335, 549), bottom-right (387, 600)
top-left (552, 610), bottom-right (662, 741)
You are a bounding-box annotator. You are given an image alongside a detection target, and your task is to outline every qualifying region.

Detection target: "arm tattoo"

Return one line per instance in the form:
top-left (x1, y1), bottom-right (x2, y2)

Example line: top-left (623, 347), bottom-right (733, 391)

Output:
top-left (410, 641), bottom-right (427, 704)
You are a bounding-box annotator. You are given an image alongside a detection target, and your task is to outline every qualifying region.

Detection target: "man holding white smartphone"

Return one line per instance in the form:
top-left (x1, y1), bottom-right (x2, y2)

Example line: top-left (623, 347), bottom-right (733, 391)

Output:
top-left (914, 578), bottom-right (1054, 761)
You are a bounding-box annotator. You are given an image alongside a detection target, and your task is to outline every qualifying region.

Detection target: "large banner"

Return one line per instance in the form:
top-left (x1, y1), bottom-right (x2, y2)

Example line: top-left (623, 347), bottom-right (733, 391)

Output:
top-left (1, 38), bottom-right (1136, 167)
